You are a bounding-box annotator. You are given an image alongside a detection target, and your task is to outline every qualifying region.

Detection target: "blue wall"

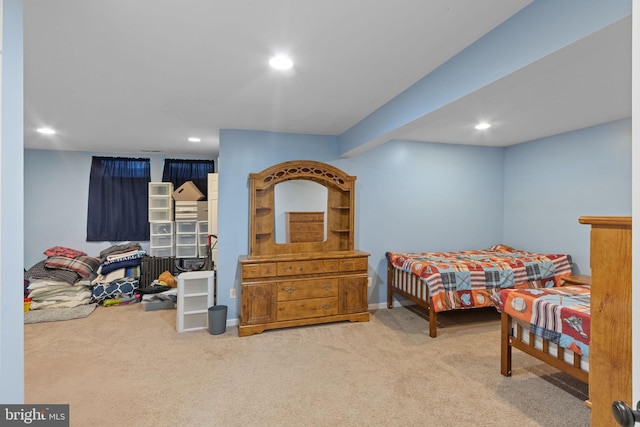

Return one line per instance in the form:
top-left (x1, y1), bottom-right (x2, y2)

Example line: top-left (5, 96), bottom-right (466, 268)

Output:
top-left (336, 140), bottom-right (504, 305)
top-left (503, 118), bottom-right (632, 274)
top-left (1, 0), bottom-right (24, 404)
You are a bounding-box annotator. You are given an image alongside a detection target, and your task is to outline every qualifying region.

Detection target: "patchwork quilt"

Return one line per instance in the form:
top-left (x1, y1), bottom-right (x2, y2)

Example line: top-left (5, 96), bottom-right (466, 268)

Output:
top-left (386, 246), bottom-right (571, 313)
top-left (496, 285), bottom-right (590, 357)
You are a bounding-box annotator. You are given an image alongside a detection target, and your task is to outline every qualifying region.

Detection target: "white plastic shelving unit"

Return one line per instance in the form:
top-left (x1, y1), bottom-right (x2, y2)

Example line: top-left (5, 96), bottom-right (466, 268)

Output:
top-left (176, 270), bottom-right (215, 332)
top-left (148, 182), bottom-right (174, 222)
top-left (197, 221), bottom-right (208, 258)
top-left (175, 220), bottom-right (198, 258)
top-left (149, 221), bottom-right (175, 257)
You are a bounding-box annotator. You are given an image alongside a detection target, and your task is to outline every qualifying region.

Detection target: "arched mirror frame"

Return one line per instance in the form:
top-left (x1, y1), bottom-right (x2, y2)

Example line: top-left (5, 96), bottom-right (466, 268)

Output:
top-left (248, 160), bottom-right (356, 257)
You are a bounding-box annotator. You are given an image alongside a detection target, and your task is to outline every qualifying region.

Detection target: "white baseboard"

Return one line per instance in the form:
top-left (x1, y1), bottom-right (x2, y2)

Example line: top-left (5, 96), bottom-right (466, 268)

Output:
top-left (368, 299), bottom-right (409, 310)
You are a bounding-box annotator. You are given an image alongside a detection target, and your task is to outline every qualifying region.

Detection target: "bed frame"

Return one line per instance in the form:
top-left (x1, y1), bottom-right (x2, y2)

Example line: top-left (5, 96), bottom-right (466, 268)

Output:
top-left (387, 258), bottom-right (439, 337)
top-left (500, 311), bottom-right (589, 385)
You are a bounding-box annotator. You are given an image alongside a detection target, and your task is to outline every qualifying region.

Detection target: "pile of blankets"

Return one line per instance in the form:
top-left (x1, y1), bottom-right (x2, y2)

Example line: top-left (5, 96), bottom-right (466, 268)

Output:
top-left (24, 246), bottom-right (100, 309)
top-left (24, 243), bottom-right (147, 310)
top-left (90, 242), bottom-right (145, 303)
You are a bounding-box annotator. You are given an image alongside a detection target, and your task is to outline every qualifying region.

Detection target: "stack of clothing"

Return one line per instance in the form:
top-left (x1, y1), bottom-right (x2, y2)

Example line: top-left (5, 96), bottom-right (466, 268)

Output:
top-left (91, 242), bottom-right (145, 304)
top-left (24, 246), bottom-right (100, 310)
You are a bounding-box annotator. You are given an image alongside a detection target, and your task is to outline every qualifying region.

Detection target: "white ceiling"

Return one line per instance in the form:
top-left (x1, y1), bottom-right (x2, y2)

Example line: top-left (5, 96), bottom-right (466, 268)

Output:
top-left (22, 0), bottom-right (630, 157)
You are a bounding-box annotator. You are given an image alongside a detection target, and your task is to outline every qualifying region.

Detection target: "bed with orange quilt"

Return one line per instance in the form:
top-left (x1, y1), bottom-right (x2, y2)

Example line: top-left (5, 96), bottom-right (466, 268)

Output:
top-left (386, 245), bottom-right (572, 337)
top-left (496, 284), bottom-right (590, 384)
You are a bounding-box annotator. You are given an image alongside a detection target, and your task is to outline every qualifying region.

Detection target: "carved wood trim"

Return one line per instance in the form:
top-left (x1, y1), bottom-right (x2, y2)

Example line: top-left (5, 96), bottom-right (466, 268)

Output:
top-left (250, 160), bottom-right (355, 191)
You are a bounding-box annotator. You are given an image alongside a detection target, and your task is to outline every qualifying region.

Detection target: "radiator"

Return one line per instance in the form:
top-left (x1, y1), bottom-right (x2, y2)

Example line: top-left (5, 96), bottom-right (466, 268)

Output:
top-left (139, 256), bottom-right (176, 288)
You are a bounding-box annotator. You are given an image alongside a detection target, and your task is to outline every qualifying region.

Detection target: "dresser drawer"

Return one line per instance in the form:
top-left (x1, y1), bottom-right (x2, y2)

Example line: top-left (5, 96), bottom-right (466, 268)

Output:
top-left (277, 259), bottom-right (340, 276)
top-left (277, 278), bottom-right (339, 301)
top-left (277, 297), bottom-right (338, 321)
top-left (339, 257), bottom-right (368, 272)
top-left (242, 263), bottom-right (277, 279)
top-left (289, 222), bottom-right (324, 233)
top-left (289, 232), bottom-right (325, 243)
top-left (287, 212), bottom-right (324, 223)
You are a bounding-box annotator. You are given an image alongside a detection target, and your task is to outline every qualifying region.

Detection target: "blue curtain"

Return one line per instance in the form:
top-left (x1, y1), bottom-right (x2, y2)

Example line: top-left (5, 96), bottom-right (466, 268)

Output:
top-left (87, 157), bottom-right (151, 242)
top-left (162, 159), bottom-right (215, 199)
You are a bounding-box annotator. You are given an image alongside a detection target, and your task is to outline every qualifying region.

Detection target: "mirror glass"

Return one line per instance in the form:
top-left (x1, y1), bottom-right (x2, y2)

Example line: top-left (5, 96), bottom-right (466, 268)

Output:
top-left (274, 179), bottom-right (328, 243)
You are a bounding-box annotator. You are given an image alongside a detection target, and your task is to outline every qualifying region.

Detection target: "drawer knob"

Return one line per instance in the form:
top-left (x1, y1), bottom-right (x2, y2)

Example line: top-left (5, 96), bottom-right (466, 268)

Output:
top-left (322, 284), bottom-right (332, 290)
top-left (322, 303), bottom-right (331, 309)
top-left (285, 287), bottom-right (296, 294)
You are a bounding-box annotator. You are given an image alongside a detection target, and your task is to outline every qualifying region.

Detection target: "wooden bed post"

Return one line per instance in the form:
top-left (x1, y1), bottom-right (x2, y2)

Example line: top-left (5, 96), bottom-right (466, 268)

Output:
top-left (387, 259), bottom-right (394, 309)
top-left (429, 309), bottom-right (437, 338)
top-left (500, 312), bottom-right (512, 377)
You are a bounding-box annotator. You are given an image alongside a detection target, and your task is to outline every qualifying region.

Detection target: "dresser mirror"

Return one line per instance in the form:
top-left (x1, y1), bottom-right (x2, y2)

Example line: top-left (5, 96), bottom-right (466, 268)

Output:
top-left (247, 160), bottom-right (357, 257)
top-left (274, 179), bottom-right (327, 243)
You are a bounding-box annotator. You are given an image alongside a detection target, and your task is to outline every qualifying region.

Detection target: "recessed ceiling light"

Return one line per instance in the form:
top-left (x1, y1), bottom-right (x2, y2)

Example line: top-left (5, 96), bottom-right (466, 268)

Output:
top-left (187, 137), bottom-right (201, 143)
top-left (269, 54), bottom-right (294, 70)
top-left (37, 127), bottom-right (56, 135)
top-left (475, 122), bottom-right (491, 130)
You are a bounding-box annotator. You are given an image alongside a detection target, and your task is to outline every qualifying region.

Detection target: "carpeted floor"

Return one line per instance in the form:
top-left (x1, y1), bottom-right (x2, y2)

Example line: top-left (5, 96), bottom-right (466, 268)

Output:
top-left (24, 304), bottom-right (590, 427)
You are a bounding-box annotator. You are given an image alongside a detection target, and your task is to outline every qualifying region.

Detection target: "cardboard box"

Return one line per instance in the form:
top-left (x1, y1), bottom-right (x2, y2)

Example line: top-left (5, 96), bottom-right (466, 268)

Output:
top-left (173, 181), bottom-right (205, 201)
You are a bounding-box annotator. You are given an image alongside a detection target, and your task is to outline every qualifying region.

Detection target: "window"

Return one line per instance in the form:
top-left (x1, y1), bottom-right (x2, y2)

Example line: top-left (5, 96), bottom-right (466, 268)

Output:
top-left (86, 157), bottom-right (151, 241)
top-left (162, 159), bottom-right (215, 199)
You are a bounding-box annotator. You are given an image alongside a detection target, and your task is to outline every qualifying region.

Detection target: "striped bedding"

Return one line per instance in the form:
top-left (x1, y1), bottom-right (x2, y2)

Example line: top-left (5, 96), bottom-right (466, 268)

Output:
top-left (496, 285), bottom-right (590, 357)
top-left (386, 245), bottom-right (571, 313)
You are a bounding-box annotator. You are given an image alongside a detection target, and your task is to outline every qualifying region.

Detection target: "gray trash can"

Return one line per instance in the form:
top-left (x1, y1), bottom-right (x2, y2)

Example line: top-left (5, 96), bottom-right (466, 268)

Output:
top-left (208, 305), bottom-right (227, 335)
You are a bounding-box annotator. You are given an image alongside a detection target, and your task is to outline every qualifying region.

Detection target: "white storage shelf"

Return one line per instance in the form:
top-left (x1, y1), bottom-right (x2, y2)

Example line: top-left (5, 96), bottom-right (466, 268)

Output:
top-left (197, 221), bottom-right (208, 258)
top-left (176, 221), bottom-right (197, 233)
top-left (176, 271), bottom-right (215, 332)
top-left (149, 182), bottom-right (174, 222)
top-left (175, 220), bottom-right (198, 258)
top-left (149, 221), bottom-right (175, 257)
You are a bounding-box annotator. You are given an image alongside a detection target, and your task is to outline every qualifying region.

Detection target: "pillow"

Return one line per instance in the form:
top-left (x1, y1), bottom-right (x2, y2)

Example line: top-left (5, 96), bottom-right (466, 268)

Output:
top-left (43, 246), bottom-right (87, 259)
top-left (91, 278), bottom-right (139, 303)
top-left (488, 244), bottom-right (515, 252)
top-left (44, 256), bottom-right (101, 278)
top-left (25, 260), bottom-right (82, 285)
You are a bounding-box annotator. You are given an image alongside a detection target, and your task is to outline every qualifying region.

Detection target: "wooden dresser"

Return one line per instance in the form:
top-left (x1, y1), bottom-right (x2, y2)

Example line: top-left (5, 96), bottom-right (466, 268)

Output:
top-left (579, 216), bottom-right (631, 426)
top-left (239, 160), bottom-right (370, 336)
top-left (239, 251), bottom-right (369, 336)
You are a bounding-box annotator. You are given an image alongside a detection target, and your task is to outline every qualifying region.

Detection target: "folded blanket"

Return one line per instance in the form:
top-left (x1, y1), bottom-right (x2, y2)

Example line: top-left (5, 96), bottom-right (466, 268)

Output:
top-left (99, 242), bottom-right (142, 261)
top-left (29, 285), bottom-right (91, 301)
top-left (31, 298), bottom-right (92, 310)
top-left (98, 257), bottom-right (143, 276)
top-left (27, 279), bottom-right (82, 291)
top-left (106, 249), bottom-right (146, 262)
top-left (92, 266), bottom-right (141, 285)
